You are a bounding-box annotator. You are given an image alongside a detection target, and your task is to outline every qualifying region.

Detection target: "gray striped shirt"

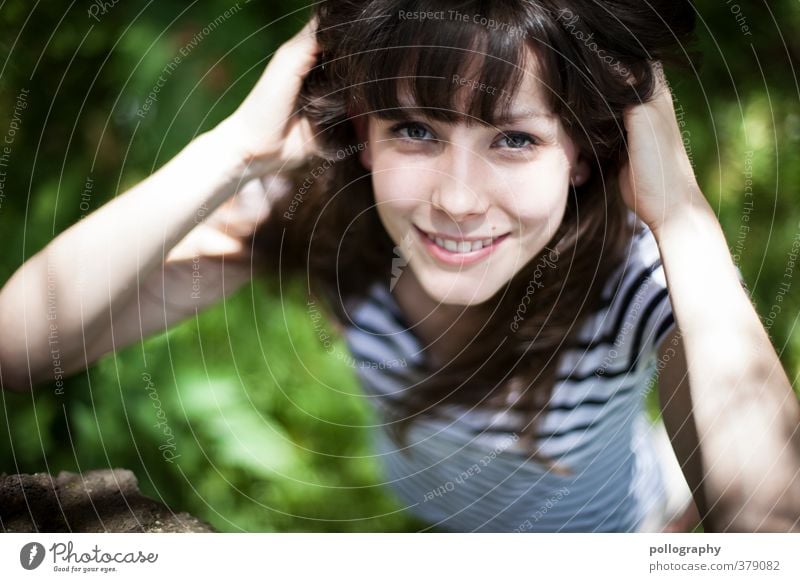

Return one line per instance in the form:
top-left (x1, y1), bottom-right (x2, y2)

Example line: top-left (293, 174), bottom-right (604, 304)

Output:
top-left (342, 219), bottom-right (699, 532)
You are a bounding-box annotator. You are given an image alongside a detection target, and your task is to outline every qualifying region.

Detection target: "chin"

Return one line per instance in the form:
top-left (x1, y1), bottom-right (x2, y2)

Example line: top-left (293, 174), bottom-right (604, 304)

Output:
top-left (415, 267), bottom-right (506, 307)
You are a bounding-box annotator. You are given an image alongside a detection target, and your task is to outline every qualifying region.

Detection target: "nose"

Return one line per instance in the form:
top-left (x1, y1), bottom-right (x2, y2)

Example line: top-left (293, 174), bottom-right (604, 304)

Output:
top-left (429, 144), bottom-right (490, 221)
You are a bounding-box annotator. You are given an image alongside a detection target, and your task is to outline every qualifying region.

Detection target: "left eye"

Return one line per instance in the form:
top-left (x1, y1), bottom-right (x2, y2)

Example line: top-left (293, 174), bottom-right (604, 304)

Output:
top-left (391, 122), bottom-right (435, 141)
top-left (495, 132), bottom-right (536, 149)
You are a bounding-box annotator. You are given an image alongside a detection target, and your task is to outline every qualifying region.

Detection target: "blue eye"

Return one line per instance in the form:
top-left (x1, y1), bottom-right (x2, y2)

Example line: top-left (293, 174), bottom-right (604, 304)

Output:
top-left (496, 132), bottom-right (536, 149)
top-left (390, 122), bottom-right (435, 141)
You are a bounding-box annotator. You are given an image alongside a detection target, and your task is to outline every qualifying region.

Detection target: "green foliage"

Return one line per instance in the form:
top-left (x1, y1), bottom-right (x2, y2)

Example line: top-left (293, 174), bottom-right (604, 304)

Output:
top-left (1, 1), bottom-right (798, 531)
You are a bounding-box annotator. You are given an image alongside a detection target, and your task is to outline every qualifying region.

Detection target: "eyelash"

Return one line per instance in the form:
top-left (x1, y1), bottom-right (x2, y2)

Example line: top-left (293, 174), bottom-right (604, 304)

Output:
top-left (388, 121), bottom-right (539, 153)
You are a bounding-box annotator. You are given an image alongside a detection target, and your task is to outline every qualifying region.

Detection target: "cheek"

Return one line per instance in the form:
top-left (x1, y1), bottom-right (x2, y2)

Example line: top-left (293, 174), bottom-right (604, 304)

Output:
top-left (495, 158), bottom-right (572, 226)
top-left (372, 171), bottom-right (415, 209)
top-left (370, 154), bottom-right (437, 213)
top-left (371, 166), bottom-right (426, 244)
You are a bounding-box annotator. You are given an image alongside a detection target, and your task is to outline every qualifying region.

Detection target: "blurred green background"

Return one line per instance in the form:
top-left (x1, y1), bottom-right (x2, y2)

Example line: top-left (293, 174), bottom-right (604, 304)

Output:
top-left (0, 1), bottom-right (798, 532)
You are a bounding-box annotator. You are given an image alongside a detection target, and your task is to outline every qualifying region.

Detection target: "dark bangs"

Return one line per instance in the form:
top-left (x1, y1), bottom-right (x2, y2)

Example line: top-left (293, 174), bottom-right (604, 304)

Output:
top-left (265, 0), bottom-right (699, 469)
top-left (339, 3), bottom-right (556, 126)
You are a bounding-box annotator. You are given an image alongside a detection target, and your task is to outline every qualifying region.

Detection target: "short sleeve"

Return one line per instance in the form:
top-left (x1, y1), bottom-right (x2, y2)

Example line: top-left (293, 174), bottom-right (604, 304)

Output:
top-left (627, 225), bottom-right (675, 361)
top-left (608, 218), bottom-right (748, 366)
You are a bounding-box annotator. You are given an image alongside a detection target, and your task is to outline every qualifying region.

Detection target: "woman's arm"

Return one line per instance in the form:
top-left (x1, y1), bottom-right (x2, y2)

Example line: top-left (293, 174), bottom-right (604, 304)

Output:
top-left (54, 176), bottom-right (285, 387)
top-left (653, 199), bottom-right (800, 532)
top-left (620, 64), bottom-right (800, 531)
top-left (0, 128), bottom-right (246, 391)
top-left (0, 18), bottom-right (319, 392)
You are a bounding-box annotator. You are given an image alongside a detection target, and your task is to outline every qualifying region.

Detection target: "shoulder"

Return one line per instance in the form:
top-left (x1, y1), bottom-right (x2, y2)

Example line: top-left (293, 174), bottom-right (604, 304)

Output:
top-left (594, 214), bottom-right (667, 319)
top-left (587, 214), bottom-right (675, 369)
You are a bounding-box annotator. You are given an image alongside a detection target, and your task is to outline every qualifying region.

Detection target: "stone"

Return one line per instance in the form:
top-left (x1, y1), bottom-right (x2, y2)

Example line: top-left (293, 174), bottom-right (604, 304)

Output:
top-left (0, 469), bottom-right (214, 532)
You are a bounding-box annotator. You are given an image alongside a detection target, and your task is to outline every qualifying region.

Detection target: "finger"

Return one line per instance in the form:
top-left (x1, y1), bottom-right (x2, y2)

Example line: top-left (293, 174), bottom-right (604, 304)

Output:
top-left (237, 18), bottom-right (321, 136)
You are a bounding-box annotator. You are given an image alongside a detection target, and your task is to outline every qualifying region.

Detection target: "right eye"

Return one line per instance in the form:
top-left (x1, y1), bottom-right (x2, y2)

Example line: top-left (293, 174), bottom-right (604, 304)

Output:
top-left (389, 122), bottom-right (436, 142)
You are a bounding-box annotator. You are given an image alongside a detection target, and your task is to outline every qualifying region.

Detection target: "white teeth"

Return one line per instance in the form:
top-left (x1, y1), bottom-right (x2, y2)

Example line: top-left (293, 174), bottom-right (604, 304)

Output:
top-left (428, 234), bottom-right (497, 253)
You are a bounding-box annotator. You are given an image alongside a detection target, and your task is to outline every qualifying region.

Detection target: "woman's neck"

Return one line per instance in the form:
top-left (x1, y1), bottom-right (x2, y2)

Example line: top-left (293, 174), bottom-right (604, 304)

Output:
top-left (391, 269), bottom-right (489, 367)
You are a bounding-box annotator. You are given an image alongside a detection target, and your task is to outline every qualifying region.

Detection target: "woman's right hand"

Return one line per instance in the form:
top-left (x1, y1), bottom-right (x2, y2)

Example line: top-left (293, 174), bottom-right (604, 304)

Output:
top-left (214, 16), bottom-right (321, 179)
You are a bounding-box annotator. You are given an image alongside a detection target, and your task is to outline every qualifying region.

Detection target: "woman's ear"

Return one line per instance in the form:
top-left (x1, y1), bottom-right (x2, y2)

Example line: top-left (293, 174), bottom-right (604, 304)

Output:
top-left (570, 155), bottom-right (591, 187)
top-left (351, 116), bottom-right (372, 170)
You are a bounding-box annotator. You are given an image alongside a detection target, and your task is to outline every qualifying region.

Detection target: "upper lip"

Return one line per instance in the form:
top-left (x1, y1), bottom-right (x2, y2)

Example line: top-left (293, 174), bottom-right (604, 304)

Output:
top-left (414, 224), bottom-right (507, 242)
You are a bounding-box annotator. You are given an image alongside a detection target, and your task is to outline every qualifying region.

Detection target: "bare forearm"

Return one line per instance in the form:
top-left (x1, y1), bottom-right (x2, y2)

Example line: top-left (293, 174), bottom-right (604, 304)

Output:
top-left (654, 195), bottom-right (800, 531)
top-left (0, 125), bottom-right (248, 389)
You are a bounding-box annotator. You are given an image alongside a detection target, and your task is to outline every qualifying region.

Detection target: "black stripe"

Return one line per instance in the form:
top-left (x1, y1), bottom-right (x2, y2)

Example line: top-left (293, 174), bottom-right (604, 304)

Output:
top-left (566, 260), bottom-right (663, 351)
top-left (652, 311), bottom-right (676, 352)
top-left (630, 287), bottom-right (671, 369)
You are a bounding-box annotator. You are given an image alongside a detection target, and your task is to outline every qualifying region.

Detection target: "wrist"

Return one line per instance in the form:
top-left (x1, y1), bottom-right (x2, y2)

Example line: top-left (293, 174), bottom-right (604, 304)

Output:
top-left (647, 184), bottom-right (709, 240)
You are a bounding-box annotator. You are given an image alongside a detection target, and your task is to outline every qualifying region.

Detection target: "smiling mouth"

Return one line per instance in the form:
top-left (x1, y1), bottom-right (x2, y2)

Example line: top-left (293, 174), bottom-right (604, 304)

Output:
top-left (413, 225), bottom-right (510, 254)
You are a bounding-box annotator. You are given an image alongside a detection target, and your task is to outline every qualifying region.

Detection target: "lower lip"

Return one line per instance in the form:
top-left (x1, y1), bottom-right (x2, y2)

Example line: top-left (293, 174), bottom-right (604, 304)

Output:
top-left (414, 225), bottom-right (509, 266)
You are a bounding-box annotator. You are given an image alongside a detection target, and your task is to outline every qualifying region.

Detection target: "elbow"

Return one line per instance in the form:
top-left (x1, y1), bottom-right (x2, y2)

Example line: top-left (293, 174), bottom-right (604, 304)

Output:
top-left (0, 363), bottom-right (32, 393)
top-left (0, 304), bottom-right (31, 393)
top-left (716, 513), bottom-right (800, 533)
top-left (0, 341), bottom-right (33, 392)
top-left (0, 339), bottom-right (37, 393)
top-left (705, 498), bottom-right (800, 532)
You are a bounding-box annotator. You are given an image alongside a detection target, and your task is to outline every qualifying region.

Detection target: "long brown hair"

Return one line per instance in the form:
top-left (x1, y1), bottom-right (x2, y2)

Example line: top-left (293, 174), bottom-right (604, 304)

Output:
top-left (246, 0), bottom-right (697, 472)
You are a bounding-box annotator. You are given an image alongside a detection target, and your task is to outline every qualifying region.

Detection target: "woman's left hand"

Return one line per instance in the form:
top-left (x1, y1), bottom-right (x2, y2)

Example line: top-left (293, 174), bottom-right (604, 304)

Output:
top-left (618, 63), bottom-right (702, 233)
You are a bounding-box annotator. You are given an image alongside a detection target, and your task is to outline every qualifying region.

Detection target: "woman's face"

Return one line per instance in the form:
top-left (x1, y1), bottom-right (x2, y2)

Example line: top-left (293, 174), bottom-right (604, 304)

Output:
top-left (360, 57), bottom-right (589, 306)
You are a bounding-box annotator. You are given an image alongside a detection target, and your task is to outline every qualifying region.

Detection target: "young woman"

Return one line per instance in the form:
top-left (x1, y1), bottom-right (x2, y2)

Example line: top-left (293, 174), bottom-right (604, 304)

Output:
top-left (1, 1), bottom-right (798, 532)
